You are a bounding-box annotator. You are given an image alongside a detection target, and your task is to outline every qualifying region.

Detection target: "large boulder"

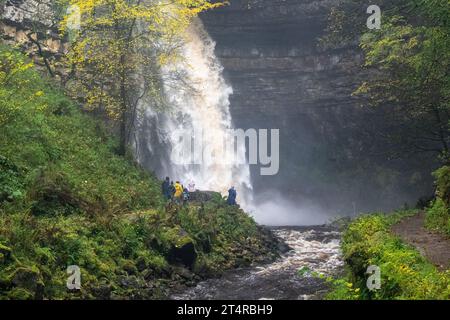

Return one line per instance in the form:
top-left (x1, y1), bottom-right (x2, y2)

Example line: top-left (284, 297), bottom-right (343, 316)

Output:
top-left (188, 191), bottom-right (220, 203)
top-left (0, 243), bottom-right (12, 264)
top-left (164, 227), bottom-right (197, 269)
top-left (10, 266), bottom-right (44, 299)
top-left (167, 242), bottom-right (197, 270)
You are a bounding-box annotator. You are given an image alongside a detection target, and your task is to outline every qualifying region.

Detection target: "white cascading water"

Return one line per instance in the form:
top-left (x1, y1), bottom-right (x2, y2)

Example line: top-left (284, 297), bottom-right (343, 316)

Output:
top-left (135, 19), bottom-right (253, 207)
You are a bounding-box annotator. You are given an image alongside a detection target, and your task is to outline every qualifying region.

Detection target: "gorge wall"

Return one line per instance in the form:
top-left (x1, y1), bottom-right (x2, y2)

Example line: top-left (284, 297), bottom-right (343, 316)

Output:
top-left (200, 0), bottom-right (436, 217)
top-left (1, 0), bottom-right (68, 81)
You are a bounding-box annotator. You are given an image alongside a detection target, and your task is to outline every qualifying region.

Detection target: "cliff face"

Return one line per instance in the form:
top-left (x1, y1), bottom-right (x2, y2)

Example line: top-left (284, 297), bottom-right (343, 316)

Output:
top-left (202, 0), bottom-right (357, 119)
top-left (201, 0), bottom-right (435, 213)
top-left (1, 0), bottom-right (67, 80)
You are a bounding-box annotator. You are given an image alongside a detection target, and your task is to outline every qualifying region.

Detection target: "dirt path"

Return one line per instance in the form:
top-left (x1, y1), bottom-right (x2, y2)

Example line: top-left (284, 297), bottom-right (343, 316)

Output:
top-left (392, 212), bottom-right (450, 271)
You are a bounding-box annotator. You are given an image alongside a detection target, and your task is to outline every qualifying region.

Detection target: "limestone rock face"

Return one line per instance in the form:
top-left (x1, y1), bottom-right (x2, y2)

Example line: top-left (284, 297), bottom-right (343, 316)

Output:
top-left (200, 0), bottom-right (434, 213)
top-left (1, 0), bottom-right (67, 79)
top-left (3, 0), bottom-right (55, 27)
top-left (202, 0), bottom-right (357, 119)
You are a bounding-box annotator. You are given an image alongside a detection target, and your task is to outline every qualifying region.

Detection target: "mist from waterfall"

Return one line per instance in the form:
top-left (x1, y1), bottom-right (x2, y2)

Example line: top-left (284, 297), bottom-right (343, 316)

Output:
top-left (134, 19), bottom-right (253, 208)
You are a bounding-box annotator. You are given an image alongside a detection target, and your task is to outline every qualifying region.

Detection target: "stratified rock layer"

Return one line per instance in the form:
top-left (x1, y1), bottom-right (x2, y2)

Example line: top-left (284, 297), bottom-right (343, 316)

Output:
top-left (201, 0), bottom-right (434, 213)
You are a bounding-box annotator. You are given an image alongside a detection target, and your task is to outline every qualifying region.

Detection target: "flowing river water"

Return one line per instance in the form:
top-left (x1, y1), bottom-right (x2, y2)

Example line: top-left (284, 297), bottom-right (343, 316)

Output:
top-left (171, 226), bottom-right (343, 300)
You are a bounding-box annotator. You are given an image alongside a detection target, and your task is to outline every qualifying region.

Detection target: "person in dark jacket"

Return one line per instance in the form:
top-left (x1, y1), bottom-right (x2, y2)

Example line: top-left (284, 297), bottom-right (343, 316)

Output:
top-left (227, 186), bottom-right (237, 205)
top-left (169, 181), bottom-right (176, 200)
top-left (162, 177), bottom-right (171, 200)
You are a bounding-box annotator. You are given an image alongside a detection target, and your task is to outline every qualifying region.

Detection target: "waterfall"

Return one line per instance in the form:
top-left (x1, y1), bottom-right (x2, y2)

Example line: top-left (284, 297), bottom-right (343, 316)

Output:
top-left (133, 19), bottom-right (253, 207)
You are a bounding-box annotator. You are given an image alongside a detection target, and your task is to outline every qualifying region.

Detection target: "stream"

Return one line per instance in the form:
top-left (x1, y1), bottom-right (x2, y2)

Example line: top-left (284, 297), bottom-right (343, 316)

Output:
top-left (171, 226), bottom-right (343, 300)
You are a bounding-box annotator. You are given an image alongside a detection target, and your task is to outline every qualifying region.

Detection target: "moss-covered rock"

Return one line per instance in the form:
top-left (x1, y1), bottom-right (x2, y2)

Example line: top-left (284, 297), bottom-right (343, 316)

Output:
top-left (0, 243), bottom-right (12, 264)
top-left (120, 259), bottom-right (138, 275)
top-left (7, 287), bottom-right (35, 300)
top-left (167, 242), bottom-right (197, 269)
top-left (91, 284), bottom-right (112, 300)
top-left (9, 266), bottom-right (44, 299)
top-left (159, 226), bottom-right (197, 268)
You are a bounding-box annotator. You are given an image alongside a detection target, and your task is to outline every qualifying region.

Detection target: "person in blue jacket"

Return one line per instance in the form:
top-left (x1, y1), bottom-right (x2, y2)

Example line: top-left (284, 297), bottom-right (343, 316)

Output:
top-left (227, 186), bottom-right (237, 205)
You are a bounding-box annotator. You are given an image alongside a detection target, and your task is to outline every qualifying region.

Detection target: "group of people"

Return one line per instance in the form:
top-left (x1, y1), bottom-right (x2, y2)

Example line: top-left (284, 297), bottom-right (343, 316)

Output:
top-left (162, 177), bottom-right (195, 205)
top-left (161, 177), bottom-right (238, 206)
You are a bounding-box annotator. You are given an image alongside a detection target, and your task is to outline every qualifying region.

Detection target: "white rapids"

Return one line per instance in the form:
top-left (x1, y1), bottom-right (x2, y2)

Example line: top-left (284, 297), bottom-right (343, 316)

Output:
top-left (171, 226), bottom-right (344, 300)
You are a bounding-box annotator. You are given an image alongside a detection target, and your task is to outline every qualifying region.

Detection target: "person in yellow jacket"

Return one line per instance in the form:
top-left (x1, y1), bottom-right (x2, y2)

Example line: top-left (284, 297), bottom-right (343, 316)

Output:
top-left (174, 181), bottom-right (183, 203)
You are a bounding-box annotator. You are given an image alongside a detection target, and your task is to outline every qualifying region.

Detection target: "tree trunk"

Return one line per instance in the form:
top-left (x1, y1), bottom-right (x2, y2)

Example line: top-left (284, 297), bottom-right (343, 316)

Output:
top-left (118, 51), bottom-right (128, 156)
top-left (26, 32), bottom-right (55, 78)
top-left (119, 110), bottom-right (127, 156)
top-left (432, 106), bottom-right (449, 160)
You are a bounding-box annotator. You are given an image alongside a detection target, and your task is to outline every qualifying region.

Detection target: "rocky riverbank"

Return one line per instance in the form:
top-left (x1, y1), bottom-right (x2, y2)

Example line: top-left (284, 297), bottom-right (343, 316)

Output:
top-left (171, 225), bottom-right (343, 300)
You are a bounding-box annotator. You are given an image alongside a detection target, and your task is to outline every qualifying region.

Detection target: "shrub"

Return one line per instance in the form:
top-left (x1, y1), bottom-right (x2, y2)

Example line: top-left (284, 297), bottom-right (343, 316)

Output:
top-left (426, 198), bottom-right (450, 235)
top-left (328, 211), bottom-right (450, 300)
top-left (0, 156), bottom-right (24, 203)
top-left (425, 166), bottom-right (450, 236)
top-left (433, 166), bottom-right (450, 206)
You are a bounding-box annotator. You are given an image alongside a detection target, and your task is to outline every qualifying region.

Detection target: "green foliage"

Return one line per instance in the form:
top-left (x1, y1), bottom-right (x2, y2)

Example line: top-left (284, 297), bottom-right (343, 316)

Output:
top-left (320, 0), bottom-right (407, 50)
top-left (0, 156), bottom-right (24, 203)
top-left (297, 266), bottom-right (313, 277)
top-left (432, 166), bottom-right (450, 205)
top-left (425, 166), bottom-right (450, 236)
top-left (60, 0), bottom-right (224, 154)
top-left (357, 16), bottom-right (450, 158)
top-left (411, 0), bottom-right (450, 27)
top-left (0, 45), bottom-right (163, 216)
top-left (323, 0), bottom-right (450, 160)
top-left (0, 202), bottom-right (272, 299)
top-left (0, 44), bottom-right (47, 127)
top-left (426, 199), bottom-right (450, 235)
top-left (163, 197), bottom-right (272, 275)
top-left (327, 211), bottom-right (450, 300)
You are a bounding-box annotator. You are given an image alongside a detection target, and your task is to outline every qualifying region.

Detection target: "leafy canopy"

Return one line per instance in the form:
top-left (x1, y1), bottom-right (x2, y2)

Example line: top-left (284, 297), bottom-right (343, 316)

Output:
top-left (60, 0), bottom-right (223, 118)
